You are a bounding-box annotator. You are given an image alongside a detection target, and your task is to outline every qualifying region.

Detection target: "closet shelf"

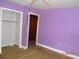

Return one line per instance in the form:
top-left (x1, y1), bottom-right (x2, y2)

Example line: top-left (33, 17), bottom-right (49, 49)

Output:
top-left (2, 20), bottom-right (18, 23)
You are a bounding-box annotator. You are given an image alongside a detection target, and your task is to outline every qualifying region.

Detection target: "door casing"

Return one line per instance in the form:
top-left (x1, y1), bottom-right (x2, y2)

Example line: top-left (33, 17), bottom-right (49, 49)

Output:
top-left (0, 7), bottom-right (2, 54)
top-left (0, 7), bottom-right (23, 54)
top-left (26, 12), bottom-right (40, 48)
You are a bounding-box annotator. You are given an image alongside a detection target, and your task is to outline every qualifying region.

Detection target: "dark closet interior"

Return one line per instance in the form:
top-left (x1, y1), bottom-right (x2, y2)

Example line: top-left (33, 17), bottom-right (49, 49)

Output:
top-left (28, 14), bottom-right (38, 47)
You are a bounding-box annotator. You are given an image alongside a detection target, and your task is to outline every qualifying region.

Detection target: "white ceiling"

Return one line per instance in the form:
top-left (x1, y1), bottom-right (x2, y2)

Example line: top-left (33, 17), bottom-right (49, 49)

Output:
top-left (7, 0), bottom-right (79, 9)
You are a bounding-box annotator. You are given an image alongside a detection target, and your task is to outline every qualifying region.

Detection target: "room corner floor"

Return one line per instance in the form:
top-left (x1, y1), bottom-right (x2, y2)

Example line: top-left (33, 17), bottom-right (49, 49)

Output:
top-left (0, 45), bottom-right (73, 59)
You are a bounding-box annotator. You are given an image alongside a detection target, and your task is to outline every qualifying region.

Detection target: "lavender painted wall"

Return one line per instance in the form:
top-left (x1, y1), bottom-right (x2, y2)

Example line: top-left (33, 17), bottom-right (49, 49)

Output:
top-left (1, 0), bottom-right (79, 56)
top-left (0, 0), bottom-right (24, 12)
top-left (38, 7), bottom-right (79, 56)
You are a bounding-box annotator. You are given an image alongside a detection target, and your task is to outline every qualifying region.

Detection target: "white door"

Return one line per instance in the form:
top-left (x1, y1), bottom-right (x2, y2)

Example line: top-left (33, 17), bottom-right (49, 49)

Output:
top-left (0, 8), bottom-right (22, 54)
top-left (2, 9), bottom-right (18, 46)
top-left (1, 8), bottom-right (22, 47)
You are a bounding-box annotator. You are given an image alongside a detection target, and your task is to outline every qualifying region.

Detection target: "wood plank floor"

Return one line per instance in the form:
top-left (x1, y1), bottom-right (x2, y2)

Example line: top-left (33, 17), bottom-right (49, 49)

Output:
top-left (0, 45), bottom-right (73, 59)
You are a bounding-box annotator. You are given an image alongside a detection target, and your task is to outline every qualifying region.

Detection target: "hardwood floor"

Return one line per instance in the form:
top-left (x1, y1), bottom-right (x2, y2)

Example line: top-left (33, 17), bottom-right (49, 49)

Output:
top-left (0, 45), bottom-right (73, 59)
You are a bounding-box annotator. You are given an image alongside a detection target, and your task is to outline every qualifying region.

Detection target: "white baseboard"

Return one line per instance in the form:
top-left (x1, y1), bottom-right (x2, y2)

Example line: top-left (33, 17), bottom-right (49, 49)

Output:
top-left (2, 43), bottom-right (15, 47)
top-left (2, 43), bottom-right (27, 49)
top-left (20, 45), bottom-right (28, 49)
top-left (36, 43), bottom-right (79, 59)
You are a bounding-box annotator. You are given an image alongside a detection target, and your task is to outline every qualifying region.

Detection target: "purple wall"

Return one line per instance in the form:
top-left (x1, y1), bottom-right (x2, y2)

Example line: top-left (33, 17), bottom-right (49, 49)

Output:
top-left (0, 0), bottom-right (24, 12)
top-left (1, 0), bottom-right (79, 56)
top-left (38, 7), bottom-right (79, 56)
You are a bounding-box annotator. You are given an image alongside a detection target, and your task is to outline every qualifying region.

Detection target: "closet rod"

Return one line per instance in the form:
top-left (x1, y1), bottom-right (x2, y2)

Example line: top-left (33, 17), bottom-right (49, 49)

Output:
top-left (2, 20), bottom-right (18, 23)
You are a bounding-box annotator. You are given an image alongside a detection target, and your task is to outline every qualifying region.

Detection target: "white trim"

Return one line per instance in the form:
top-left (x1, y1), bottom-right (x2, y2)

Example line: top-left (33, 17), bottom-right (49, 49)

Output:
top-left (26, 12), bottom-right (40, 48)
top-left (0, 7), bottom-right (23, 49)
top-left (19, 12), bottom-right (23, 48)
top-left (0, 8), bottom-right (2, 54)
top-left (36, 43), bottom-right (79, 59)
top-left (36, 13), bottom-right (40, 46)
top-left (2, 44), bottom-right (15, 47)
top-left (20, 45), bottom-right (27, 49)
top-left (1, 7), bottom-right (22, 13)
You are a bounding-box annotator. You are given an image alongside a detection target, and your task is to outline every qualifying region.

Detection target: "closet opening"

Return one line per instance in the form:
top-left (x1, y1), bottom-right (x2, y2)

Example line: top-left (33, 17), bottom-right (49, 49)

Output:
top-left (0, 8), bottom-right (23, 54)
top-left (27, 13), bottom-right (39, 47)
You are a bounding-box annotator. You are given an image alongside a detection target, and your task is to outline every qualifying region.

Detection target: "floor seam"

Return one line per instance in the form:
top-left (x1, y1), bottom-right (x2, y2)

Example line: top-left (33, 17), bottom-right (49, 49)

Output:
top-left (17, 50), bottom-right (37, 59)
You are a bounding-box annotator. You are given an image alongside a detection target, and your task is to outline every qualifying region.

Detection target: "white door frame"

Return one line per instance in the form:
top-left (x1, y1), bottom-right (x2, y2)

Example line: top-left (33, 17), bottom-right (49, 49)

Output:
top-left (0, 7), bottom-right (23, 50)
top-left (26, 12), bottom-right (40, 48)
top-left (0, 7), bottom-right (2, 54)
